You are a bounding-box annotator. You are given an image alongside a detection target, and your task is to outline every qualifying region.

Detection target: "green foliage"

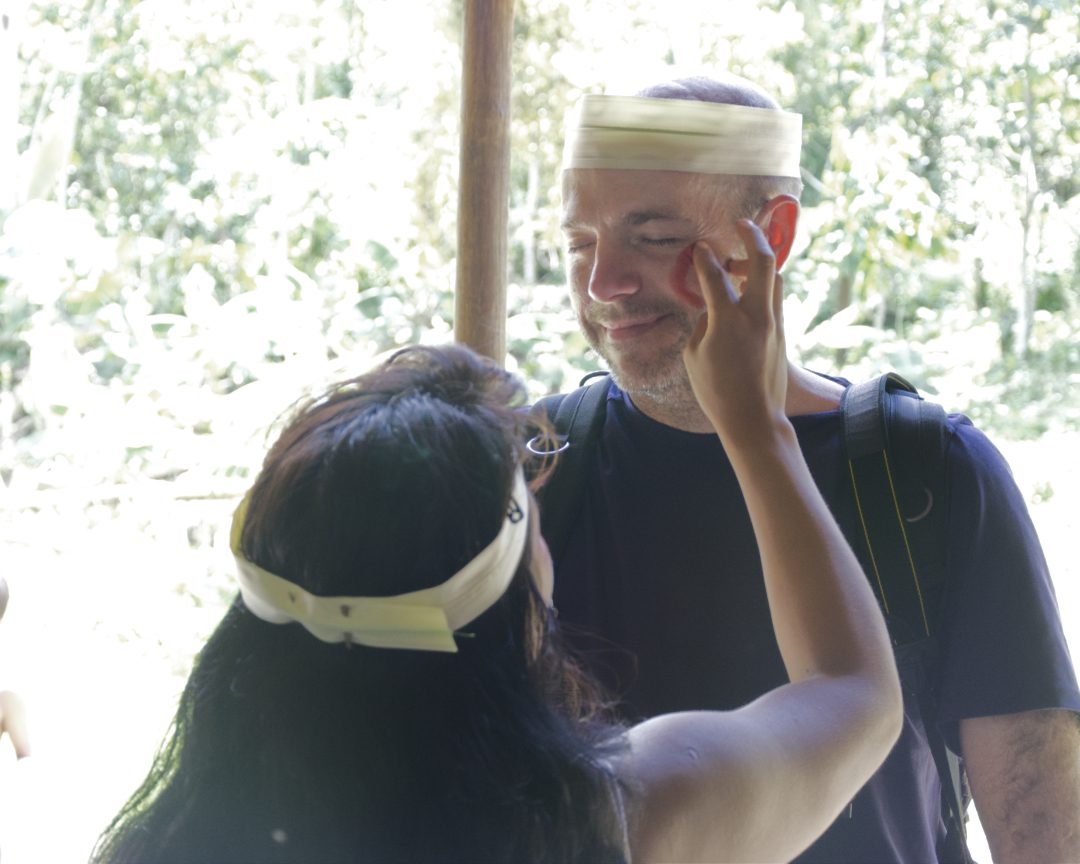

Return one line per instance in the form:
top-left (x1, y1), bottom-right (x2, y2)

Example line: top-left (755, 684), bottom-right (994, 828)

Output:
top-left (2, 0), bottom-right (1077, 553)
top-left (2, 0), bottom-right (1079, 530)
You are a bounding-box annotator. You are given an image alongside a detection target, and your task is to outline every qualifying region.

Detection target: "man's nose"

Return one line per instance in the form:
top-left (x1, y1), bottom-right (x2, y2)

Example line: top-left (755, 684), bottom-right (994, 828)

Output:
top-left (587, 241), bottom-right (640, 302)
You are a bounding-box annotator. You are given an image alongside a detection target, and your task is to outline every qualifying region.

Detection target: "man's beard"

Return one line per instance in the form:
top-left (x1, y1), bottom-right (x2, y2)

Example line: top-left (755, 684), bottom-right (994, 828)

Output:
top-left (576, 300), bottom-right (699, 405)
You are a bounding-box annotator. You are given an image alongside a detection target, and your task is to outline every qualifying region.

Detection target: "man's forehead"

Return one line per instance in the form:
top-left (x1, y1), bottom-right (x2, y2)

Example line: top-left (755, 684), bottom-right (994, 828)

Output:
top-left (561, 169), bottom-right (709, 227)
top-left (560, 209), bottom-right (693, 231)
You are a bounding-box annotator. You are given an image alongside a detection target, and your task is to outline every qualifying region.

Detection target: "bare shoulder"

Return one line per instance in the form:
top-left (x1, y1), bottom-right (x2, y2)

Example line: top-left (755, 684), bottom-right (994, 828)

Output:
top-left (616, 712), bottom-right (770, 864)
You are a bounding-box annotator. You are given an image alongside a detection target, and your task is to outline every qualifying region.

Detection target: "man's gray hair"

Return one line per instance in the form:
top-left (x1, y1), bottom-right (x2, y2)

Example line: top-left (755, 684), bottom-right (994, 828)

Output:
top-left (636, 75), bottom-right (804, 218)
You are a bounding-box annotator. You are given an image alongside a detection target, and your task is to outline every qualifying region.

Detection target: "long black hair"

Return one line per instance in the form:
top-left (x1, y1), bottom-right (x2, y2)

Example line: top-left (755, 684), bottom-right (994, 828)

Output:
top-left (93, 344), bottom-right (627, 863)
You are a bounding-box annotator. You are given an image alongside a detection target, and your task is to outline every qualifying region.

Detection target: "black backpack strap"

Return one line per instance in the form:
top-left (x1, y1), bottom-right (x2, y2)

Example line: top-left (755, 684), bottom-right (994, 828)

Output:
top-left (531, 372), bottom-right (610, 568)
top-left (842, 372), bottom-right (948, 640)
top-left (842, 373), bottom-right (971, 863)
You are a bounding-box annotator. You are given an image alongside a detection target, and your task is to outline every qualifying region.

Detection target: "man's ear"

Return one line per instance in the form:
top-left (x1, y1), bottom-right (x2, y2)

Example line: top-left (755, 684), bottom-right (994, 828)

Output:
top-left (755, 195), bottom-right (800, 271)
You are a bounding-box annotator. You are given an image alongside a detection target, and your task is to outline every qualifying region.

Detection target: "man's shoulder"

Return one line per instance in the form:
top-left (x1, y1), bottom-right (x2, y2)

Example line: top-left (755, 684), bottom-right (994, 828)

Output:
top-left (532, 372), bottom-right (612, 416)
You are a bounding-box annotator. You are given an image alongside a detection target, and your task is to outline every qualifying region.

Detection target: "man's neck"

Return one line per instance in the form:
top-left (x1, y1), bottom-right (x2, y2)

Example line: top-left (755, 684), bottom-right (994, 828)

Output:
top-left (628, 363), bottom-right (846, 434)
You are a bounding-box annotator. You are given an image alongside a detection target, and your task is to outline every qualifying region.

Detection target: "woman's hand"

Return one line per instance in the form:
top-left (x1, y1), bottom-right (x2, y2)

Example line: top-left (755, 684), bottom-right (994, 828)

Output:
top-left (682, 220), bottom-right (788, 448)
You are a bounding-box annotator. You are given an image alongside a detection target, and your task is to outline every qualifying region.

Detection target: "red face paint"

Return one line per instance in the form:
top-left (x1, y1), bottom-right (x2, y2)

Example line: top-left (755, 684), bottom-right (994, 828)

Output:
top-left (670, 243), bottom-right (705, 310)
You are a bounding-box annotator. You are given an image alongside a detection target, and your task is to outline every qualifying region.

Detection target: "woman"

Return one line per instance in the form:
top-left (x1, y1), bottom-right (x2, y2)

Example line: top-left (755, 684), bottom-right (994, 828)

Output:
top-left (94, 224), bottom-right (901, 863)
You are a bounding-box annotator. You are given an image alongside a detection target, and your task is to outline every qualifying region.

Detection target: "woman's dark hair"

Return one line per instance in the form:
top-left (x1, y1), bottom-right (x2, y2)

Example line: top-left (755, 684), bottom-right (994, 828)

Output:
top-left (93, 344), bottom-right (626, 863)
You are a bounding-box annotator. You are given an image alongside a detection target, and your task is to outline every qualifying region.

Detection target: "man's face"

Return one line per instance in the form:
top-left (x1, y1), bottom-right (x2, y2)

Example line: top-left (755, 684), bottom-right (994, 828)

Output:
top-left (560, 168), bottom-right (743, 402)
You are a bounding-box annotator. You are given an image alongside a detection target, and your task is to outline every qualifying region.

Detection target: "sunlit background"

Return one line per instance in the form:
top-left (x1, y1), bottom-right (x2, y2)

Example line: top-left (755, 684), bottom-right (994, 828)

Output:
top-left (1, 0), bottom-right (1078, 859)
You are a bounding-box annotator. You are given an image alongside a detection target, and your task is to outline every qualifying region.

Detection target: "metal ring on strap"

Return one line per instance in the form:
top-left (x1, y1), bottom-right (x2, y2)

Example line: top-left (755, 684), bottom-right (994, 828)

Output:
top-left (904, 486), bottom-right (934, 523)
top-left (526, 435), bottom-right (570, 456)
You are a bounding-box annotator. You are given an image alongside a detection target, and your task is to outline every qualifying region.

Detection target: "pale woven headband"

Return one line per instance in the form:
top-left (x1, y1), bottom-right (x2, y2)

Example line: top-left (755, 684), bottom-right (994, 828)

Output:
top-left (562, 94), bottom-right (802, 179)
top-left (231, 468), bottom-right (530, 653)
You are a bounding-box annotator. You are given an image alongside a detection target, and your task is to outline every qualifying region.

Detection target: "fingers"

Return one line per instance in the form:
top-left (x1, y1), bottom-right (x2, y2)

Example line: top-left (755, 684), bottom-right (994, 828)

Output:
top-left (691, 241), bottom-right (736, 312)
top-left (773, 271), bottom-right (785, 332)
top-left (723, 258), bottom-right (748, 280)
top-left (734, 219), bottom-right (777, 322)
top-left (689, 221), bottom-right (781, 335)
top-left (684, 241), bottom-right (733, 353)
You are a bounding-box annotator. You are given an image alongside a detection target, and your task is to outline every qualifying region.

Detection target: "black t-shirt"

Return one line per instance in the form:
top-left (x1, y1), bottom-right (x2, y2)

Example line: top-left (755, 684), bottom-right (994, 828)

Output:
top-left (553, 381), bottom-right (1080, 863)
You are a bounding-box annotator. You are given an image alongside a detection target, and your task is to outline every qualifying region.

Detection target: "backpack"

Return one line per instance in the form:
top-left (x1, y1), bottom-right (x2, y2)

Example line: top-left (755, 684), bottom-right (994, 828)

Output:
top-left (533, 370), bottom-right (972, 864)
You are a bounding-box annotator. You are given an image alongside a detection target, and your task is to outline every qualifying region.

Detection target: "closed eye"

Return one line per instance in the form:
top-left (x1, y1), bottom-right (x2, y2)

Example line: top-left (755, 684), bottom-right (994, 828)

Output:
top-left (641, 237), bottom-right (684, 247)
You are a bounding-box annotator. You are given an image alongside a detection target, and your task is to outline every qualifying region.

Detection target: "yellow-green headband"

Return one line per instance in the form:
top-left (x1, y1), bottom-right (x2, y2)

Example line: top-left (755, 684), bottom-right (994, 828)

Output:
top-left (231, 469), bottom-right (530, 653)
top-left (562, 94), bottom-right (802, 179)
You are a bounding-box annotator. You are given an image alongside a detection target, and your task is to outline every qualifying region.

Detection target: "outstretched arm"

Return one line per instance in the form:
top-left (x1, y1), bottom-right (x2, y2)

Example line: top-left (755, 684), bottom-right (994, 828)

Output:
top-left (625, 222), bottom-right (902, 864)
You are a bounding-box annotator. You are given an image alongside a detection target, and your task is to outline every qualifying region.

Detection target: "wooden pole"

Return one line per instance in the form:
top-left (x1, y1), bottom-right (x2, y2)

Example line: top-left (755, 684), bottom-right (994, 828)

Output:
top-left (454, 0), bottom-right (515, 364)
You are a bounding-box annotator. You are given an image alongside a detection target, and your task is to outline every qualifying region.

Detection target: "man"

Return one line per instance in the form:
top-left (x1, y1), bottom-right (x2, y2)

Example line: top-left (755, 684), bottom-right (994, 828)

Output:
top-left (548, 75), bottom-right (1080, 863)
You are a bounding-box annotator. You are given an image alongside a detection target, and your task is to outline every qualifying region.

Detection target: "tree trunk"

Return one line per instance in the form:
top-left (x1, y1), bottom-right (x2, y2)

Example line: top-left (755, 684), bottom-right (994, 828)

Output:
top-left (454, 0), bottom-right (515, 363)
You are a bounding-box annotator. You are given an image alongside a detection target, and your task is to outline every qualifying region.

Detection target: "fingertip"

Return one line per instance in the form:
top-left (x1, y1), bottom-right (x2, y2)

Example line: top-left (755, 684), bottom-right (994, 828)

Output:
top-left (738, 218), bottom-right (761, 238)
top-left (693, 240), bottom-right (725, 272)
top-left (739, 219), bottom-right (776, 261)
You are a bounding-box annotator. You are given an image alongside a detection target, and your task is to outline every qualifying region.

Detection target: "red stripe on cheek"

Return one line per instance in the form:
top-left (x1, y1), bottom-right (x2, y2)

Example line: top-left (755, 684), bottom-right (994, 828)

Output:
top-left (670, 243), bottom-right (705, 309)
